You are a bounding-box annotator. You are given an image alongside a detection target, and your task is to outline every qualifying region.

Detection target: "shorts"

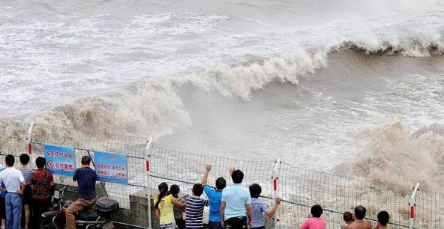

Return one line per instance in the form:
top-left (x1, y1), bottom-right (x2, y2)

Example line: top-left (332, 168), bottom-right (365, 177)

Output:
top-left (0, 197), bottom-right (5, 219)
top-left (159, 222), bottom-right (176, 229)
top-left (225, 217), bottom-right (247, 229)
top-left (22, 185), bottom-right (32, 205)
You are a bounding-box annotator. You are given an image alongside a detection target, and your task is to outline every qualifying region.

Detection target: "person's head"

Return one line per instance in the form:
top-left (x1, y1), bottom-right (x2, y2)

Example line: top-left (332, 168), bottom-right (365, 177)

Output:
top-left (311, 204), bottom-right (323, 218)
top-left (155, 182), bottom-right (169, 209)
top-left (249, 183), bottom-right (262, 198)
top-left (81, 156), bottom-right (91, 165)
top-left (36, 157), bottom-right (46, 169)
top-left (343, 211), bottom-right (353, 223)
top-left (170, 185), bottom-right (180, 197)
top-left (354, 205), bottom-right (367, 220)
top-left (215, 177), bottom-right (227, 190)
top-left (19, 154), bottom-right (30, 165)
top-left (377, 211), bottom-right (390, 227)
top-left (231, 170), bottom-right (244, 184)
top-left (5, 155), bottom-right (15, 167)
top-left (158, 182), bottom-right (168, 192)
top-left (192, 183), bottom-right (204, 196)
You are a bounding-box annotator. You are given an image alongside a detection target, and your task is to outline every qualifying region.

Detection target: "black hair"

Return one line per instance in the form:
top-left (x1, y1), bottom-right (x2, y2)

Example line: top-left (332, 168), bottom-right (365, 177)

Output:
top-left (377, 211), bottom-right (390, 226)
top-left (155, 182), bottom-right (169, 209)
top-left (20, 154), bottom-right (30, 165)
top-left (5, 155), bottom-right (15, 167)
top-left (343, 211), bottom-right (353, 222)
top-left (354, 205), bottom-right (367, 220)
top-left (311, 204), bottom-right (323, 218)
top-left (192, 183), bottom-right (203, 196)
top-left (249, 183), bottom-right (262, 198)
top-left (81, 156), bottom-right (91, 165)
top-left (170, 185), bottom-right (180, 197)
top-left (231, 170), bottom-right (244, 184)
top-left (36, 157), bottom-right (46, 169)
top-left (215, 177), bottom-right (226, 190)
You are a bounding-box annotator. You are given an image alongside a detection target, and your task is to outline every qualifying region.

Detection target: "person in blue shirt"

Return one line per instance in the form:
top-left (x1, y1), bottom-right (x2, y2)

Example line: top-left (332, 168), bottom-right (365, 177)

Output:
top-left (249, 184), bottom-right (282, 229)
top-left (220, 169), bottom-right (252, 229)
top-left (201, 165), bottom-right (226, 229)
top-left (65, 156), bottom-right (98, 229)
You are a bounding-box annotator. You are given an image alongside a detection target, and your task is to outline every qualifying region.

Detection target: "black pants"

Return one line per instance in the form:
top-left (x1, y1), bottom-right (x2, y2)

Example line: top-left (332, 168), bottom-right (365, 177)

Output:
top-left (209, 221), bottom-right (223, 229)
top-left (175, 218), bottom-right (186, 229)
top-left (32, 199), bottom-right (51, 229)
top-left (226, 217), bottom-right (247, 229)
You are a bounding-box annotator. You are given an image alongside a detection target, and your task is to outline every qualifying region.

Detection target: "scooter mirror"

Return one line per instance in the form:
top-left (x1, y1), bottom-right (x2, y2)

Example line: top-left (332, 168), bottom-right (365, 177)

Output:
top-left (59, 175), bottom-right (67, 183)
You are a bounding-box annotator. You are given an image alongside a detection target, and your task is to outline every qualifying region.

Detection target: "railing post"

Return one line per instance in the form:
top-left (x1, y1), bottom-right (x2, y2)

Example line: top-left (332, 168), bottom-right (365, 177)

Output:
top-left (86, 150), bottom-right (109, 197)
top-left (144, 136), bottom-right (154, 229)
top-left (409, 183), bottom-right (420, 229)
top-left (271, 156), bottom-right (282, 229)
top-left (26, 120), bottom-right (35, 154)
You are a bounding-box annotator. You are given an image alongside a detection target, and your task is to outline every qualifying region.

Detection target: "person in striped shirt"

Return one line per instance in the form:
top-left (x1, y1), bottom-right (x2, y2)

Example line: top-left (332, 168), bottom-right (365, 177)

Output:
top-left (185, 184), bottom-right (208, 229)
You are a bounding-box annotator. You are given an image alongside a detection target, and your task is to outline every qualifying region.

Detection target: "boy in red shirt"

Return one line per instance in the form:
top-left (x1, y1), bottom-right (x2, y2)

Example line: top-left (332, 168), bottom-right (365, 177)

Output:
top-left (300, 205), bottom-right (326, 229)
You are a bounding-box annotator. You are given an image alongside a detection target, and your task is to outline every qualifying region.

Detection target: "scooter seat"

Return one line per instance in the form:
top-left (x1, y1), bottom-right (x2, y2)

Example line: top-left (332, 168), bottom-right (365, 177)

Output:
top-left (76, 211), bottom-right (99, 221)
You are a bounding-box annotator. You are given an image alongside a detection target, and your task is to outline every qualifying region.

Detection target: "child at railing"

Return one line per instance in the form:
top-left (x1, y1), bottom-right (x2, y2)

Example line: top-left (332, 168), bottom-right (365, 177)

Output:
top-left (154, 182), bottom-right (186, 229)
top-left (340, 211), bottom-right (354, 228)
top-left (300, 205), bottom-right (326, 229)
top-left (375, 211), bottom-right (391, 229)
top-left (170, 185), bottom-right (187, 229)
top-left (185, 184), bottom-right (208, 229)
top-left (201, 164), bottom-right (226, 229)
top-left (248, 183), bottom-right (282, 229)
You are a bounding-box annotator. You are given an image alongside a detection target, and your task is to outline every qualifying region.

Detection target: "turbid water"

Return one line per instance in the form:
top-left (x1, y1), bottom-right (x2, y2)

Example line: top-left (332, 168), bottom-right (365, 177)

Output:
top-left (1, 0), bottom-right (444, 191)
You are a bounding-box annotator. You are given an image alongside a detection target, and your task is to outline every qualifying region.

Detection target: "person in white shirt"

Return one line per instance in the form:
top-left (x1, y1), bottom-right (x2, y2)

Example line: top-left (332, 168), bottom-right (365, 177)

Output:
top-left (0, 155), bottom-right (25, 229)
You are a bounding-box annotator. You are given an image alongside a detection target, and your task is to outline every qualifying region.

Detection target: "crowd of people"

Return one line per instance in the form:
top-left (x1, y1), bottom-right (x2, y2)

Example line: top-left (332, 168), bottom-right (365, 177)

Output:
top-left (0, 154), bottom-right (97, 229)
top-left (0, 154), bottom-right (54, 229)
top-left (154, 165), bottom-right (394, 229)
top-left (0, 153), bottom-right (395, 229)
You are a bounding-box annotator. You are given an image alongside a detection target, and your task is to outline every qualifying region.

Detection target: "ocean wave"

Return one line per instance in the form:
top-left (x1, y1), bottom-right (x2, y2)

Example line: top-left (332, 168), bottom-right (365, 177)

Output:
top-left (351, 121), bottom-right (444, 193)
top-left (1, 33), bottom-right (443, 137)
top-left (199, 35), bottom-right (444, 100)
top-left (0, 32), bottom-right (443, 196)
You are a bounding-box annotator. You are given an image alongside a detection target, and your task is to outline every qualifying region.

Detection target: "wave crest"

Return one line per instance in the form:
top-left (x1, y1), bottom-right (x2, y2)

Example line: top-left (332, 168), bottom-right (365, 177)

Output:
top-left (352, 121), bottom-right (444, 193)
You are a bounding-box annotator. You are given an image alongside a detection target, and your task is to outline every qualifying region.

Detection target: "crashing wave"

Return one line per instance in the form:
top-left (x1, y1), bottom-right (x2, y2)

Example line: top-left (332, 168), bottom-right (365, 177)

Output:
top-left (352, 121), bottom-right (444, 193)
top-left (1, 34), bottom-right (444, 137)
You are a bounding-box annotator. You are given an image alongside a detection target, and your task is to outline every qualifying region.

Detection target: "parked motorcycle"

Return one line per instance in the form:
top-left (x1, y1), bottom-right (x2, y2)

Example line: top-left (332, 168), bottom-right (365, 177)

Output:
top-left (40, 184), bottom-right (119, 229)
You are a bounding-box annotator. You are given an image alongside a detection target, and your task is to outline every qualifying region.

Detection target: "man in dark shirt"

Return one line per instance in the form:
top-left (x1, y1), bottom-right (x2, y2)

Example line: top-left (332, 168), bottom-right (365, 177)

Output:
top-left (66, 156), bottom-right (98, 229)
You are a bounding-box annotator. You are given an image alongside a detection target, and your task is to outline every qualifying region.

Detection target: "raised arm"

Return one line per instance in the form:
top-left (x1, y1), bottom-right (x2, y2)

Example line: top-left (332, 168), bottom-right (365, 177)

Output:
top-left (202, 164), bottom-right (211, 186)
top-left (266, 198), bottom-right (282, 217)
top-left (229, 167), bottom-right (235, 176)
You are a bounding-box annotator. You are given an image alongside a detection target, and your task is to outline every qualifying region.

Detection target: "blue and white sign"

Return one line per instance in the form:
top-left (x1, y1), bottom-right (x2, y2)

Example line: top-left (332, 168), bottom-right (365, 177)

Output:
top-left (44, 145), bottom-right (76, 176)
top-left (94, 151), bottom-right (128, 184)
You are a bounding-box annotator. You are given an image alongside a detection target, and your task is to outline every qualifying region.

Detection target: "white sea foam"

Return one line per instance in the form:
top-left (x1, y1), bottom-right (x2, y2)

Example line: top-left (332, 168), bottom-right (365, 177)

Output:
top-left (1, 0), bottom-right (444, 192)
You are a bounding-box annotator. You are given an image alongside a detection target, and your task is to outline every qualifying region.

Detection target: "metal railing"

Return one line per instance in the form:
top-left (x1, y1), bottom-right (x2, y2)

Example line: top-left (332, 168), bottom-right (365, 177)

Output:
top-left (0, 121), bottom-right (442, 229)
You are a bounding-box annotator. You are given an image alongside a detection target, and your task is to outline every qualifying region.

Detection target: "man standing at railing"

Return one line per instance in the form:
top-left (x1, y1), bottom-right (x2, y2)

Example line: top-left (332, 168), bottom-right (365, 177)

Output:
top-left (66, 156), bottom-right (98, 229)
top-left (344, 206), bottom-right (372, 229)
top-left (0, 155), bottom-right (26, 229)
top-left (202, 164), bottom-right (226, 229)
top-left (220, 168), bottom-right (253, 229)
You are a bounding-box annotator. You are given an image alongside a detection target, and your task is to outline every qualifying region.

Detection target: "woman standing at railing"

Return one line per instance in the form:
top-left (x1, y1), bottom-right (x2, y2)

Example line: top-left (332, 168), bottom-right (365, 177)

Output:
top-left (154, 182), bottom-right (186, 229)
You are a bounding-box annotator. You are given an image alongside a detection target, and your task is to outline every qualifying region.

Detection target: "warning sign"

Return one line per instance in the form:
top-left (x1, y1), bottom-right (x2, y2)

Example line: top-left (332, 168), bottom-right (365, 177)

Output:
top-left (44, 145), bottom-right (76, 176)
